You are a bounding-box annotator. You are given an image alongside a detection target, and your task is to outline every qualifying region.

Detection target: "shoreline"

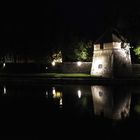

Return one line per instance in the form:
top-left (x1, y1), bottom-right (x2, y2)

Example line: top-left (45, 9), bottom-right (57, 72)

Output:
top-left (0, 73), bottom-right (140, 85)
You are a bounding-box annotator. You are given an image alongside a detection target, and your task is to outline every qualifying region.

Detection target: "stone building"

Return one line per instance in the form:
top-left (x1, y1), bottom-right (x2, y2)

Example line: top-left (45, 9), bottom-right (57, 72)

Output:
top-left (91, 28), bottom-right (132, 78)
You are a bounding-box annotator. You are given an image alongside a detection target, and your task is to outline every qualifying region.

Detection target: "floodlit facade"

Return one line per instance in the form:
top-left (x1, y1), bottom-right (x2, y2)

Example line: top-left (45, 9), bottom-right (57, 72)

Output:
top-left (91, 28), bottom-right (132, 78)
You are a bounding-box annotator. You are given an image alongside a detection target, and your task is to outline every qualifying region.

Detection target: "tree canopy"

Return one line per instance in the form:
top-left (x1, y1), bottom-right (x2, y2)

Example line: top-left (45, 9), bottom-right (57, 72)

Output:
top-left (62, 38), bottom-right (93, 62)
top-left (133, 46), bottom-right (140, 63)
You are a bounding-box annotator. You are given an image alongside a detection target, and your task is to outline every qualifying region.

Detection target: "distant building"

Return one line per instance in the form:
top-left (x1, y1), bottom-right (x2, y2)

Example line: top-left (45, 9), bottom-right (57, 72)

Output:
top-left (0, 53), bottom-right (35, 64)
top-left (91, 28), bottom-right (132, 78)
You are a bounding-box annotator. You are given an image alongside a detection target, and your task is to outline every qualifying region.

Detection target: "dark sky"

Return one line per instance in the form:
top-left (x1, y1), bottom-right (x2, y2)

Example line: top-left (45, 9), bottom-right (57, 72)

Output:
top-left (1, 0), bottom-right (140, 51)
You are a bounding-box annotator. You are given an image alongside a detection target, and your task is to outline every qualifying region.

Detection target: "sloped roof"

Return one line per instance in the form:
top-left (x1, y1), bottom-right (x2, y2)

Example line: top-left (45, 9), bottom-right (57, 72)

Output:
top-left (94, 28), bottom-right (128, 44)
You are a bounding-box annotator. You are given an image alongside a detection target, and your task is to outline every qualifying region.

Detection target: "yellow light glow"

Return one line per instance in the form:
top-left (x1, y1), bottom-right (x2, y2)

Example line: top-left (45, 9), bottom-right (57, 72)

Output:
top-left (77, 61), bottom-right (82, 66)
top-left (53, 91), bottom-right (62, 98)
top-left (56, 92), bottom-right (61, 97)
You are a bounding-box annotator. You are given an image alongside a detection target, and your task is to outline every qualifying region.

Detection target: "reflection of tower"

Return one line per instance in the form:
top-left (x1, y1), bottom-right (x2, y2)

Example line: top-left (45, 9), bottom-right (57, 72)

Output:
top-left (91, 86), bottom-right (113, 118)
top-left (90, 28), bottom-right (132, 78)
top-left (112, 90), bottom-right (131, 120)
top-left (91, 85), bottom-right (131, 120)
top-left (3, 86), bottom-right (7, 94)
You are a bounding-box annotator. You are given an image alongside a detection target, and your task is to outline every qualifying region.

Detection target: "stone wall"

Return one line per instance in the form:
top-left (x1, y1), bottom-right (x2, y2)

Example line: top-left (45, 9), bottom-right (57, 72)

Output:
top-left (48, 62), bottom-right (92, 74)
top-left (0, 62), bottom-right (92, 74)
top-left (49, 63), bottom-right (140, 76)
top-left (91, 43), bottom-right (113, 77)
top-left (91, 49), bottom-right (113, 77)
top-left (113, 48), bottom-right (132, 78)
top-left (62, 62), bottom-right (92, 74)
top-left (91, 42), bottom-right (132, 78)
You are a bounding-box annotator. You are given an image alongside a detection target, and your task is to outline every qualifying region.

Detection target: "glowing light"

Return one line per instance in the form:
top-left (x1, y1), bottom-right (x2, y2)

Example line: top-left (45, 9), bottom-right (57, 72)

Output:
top-left (3, 86), bottom-right (6, 94)
top-left (53, 91), bottom-right (62, 98)
top-left (77, 90), bottom-right (82, 98)
top-left (52, 61), bottom-right (55, 66)
top-left (52, 87), bottom-right (56, 95)
top-left (46, 91), bottom-right (48, 97)
top-left (60, 98), bottom-right (63, 106)
top-left (46, 67), bottom-right (48, 69)
top-left (56, 92), bottom-right (61, 97)
top-left (3, 63), bottom-right (6, 68)
top-left (77, 61), bottom-right (82, 66)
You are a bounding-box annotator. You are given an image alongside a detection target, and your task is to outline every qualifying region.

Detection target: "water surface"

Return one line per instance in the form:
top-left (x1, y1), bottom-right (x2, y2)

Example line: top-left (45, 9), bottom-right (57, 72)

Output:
top-left (0, 83), bottom-right (140, 138)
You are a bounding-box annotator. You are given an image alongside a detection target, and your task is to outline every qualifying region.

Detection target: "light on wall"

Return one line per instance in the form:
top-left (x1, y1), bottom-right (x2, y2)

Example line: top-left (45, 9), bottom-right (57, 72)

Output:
top-left (3, 63), bottom-right (6, 68)
top-left (92, 59), bottom-right (104, 74)
top-left (52, 61), bottom-right (56, 66)
top-left (77, 61), bottom-right (82, 66)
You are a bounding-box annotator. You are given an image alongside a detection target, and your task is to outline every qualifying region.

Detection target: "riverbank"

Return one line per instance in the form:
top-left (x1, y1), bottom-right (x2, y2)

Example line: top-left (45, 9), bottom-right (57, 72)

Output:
top-left (0, 73), bottom-right (140, 85)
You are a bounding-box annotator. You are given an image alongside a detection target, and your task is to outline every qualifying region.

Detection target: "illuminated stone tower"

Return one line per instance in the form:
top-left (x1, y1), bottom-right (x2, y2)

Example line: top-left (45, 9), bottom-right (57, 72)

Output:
top-left (91, 28), bottom-right (132, 78)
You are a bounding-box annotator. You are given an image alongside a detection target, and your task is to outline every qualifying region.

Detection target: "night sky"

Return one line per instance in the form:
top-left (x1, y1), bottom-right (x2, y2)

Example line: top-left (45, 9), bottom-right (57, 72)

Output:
top-left (1, 0), bottom-right (140, 52)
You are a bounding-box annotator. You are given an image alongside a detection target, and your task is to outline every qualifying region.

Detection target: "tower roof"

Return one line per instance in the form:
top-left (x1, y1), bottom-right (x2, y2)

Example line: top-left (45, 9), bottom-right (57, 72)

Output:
top-left (94, 28), bottom-right (128, 44)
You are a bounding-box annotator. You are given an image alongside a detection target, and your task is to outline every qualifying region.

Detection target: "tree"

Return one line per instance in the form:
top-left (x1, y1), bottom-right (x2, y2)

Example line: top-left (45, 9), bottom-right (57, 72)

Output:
top-left (133, 46), bottom-right (140, 63)
top-left (52, 51), bottom-right (63, 63)
top-left (62, 38), bottom-right (93, 62)
top-left (74, 41), bottom-right (93, 61)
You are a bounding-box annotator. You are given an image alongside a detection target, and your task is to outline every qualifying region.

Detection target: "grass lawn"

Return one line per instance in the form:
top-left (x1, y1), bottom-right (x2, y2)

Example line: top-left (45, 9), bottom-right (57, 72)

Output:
top-left (43, 73), bottom-right (97, 78)
top-left (0, 72), bottom-right (99, 78)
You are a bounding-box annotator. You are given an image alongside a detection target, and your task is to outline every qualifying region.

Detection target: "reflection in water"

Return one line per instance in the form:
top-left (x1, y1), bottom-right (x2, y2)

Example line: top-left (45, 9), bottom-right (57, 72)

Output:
top-left (60, 98), bottom-right (63, 107)
top-left (91, 86), bottom-right (113, 118)
top-left (0, 84), bottom-right (134, 121)
top-left (52, 87), bottom-right (56, 95)
top-left (1, 83), bottom-right (140, 139)
top-left (77, 90), bottom-right (82, 98)
top-left (51, 87), bottom-right (63, 108)
top-left (46, 91), bottom-right (48, 97)
top-left (3, 86), bottom-right (7, 94)
top-left (91, 86), bottom-right (131, 120)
